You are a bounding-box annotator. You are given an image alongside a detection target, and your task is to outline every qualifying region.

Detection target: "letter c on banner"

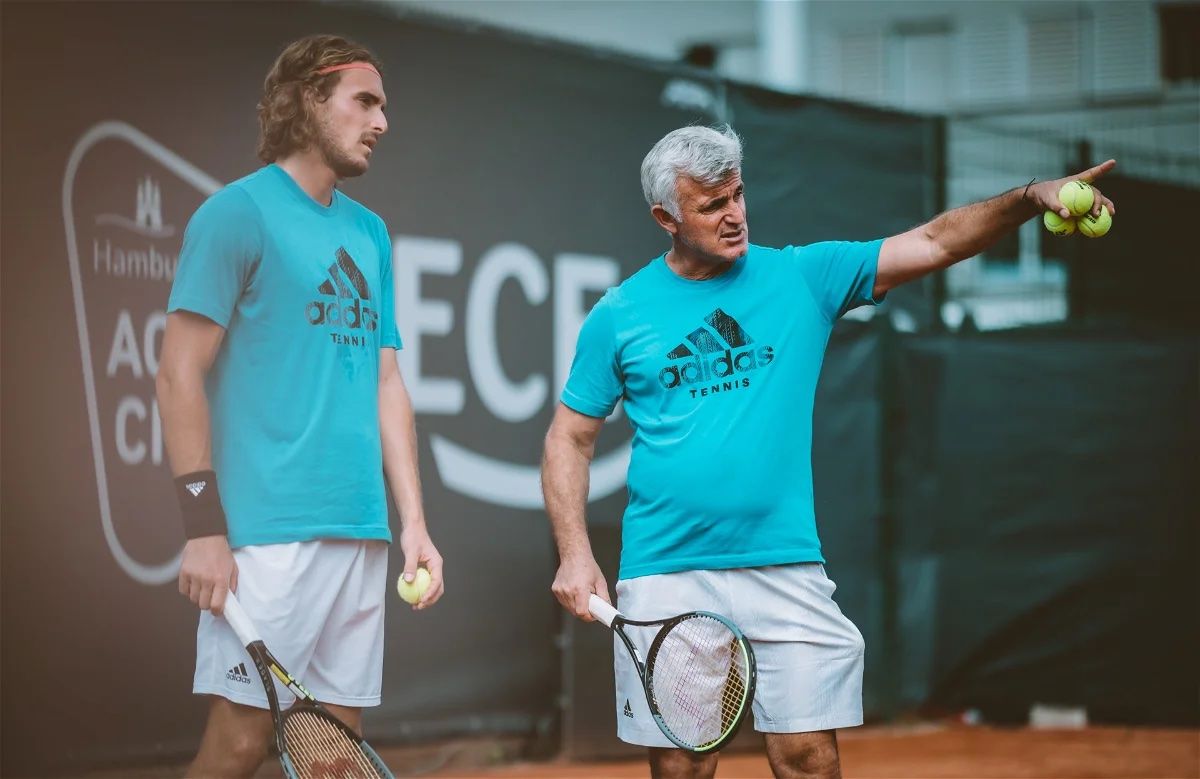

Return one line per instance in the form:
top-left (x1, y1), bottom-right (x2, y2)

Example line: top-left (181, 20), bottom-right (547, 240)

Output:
top-left (465, 243), bottom-right (548, 423)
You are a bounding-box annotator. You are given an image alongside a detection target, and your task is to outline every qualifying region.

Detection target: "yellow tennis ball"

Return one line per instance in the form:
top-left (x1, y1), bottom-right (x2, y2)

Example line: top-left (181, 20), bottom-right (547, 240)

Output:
top-left (1077, 206), bottom-right (1112, 238)
top-left (1043, 210), bottom-right (1076, 236)
top-left (396, 567), bottom-right (432, 604)
top-left (1058, 180), bottom-right (1094, 217)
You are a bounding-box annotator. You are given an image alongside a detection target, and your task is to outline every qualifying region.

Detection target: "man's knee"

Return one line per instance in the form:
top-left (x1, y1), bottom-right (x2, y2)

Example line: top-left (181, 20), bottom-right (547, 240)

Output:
top-left (793, 742), bottom-right (840, 777)
top-left (219, 727), bottom-right (271, 771)
top-left (765, 731), bottom-right (841, 779)
top-left (190, 697), bottom-right (274, 776)
top-left (649, 746), bottom-right (719, 779)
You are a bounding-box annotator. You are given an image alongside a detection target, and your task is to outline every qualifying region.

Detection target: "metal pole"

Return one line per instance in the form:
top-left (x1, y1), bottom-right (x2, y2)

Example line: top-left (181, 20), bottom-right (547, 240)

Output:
top-left (1066, 138), bottom-right (1093, 321)
top-left (758, 0), bottom-right (809, 93)
top-left (929, 116), bottom-right (949, 332)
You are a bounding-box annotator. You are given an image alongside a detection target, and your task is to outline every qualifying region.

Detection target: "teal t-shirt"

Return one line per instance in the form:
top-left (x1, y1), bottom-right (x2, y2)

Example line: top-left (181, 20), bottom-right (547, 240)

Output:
top-left (168, 164), bottom-right (401, 548)
top-left (561, 241), bottom-right (885, 579)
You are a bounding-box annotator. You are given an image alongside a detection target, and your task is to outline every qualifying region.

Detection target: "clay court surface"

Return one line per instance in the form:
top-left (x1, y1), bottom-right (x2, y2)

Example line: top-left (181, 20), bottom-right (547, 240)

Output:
top-left (416, 726), bottom-right (1198, 779)
top-left (81, 724), bottom-right (1198, 778)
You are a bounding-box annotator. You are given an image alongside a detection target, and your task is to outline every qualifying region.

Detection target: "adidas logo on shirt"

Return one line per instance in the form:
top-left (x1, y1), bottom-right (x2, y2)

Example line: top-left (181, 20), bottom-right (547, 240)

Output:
top-left (658, 308), bottom-right (775, 398)
top-left (623, 699), bottom-right (634, 719)
top-left (225, 662), bottom-right (252, 685)
top-left (304, 247), bottom-right (379, 335)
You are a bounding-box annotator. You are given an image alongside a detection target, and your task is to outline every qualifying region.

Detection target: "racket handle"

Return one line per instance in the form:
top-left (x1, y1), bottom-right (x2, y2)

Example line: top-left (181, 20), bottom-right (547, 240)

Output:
top-left (220, 591), bottom-right (262, 647)
top-left (588, 594), bottom-right (620, 628)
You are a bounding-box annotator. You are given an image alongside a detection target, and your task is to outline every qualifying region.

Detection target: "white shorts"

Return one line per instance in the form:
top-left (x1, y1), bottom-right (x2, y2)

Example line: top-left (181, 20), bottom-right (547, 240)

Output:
top-left (194, 539), bottom-right (388, 709)
top-left (614, 564), bottom-right (865, 746)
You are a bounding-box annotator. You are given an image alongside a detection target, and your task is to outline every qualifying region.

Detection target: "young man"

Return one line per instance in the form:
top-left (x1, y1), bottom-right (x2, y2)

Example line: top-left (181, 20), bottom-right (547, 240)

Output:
top-left (543, 125), bottom-right (1116, 779)
top-left (157, 35), bottom-right (444, 777)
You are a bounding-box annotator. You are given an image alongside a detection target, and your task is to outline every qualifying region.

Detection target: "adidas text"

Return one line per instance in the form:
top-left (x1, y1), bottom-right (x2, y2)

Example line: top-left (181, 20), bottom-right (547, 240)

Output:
top-left (659, 346), bottom-right (774, 389)
top-left (305, 297), bottom-right (378, 331)
top-left (306, 247), bottom-right (378, 332)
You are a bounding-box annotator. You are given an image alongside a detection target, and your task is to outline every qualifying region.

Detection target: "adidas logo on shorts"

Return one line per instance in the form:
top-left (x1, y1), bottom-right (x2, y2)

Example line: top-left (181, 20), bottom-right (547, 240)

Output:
top-left (225, 662), bottom-right (252, 685)
top-left (623, 699), bottom-right (634, 719)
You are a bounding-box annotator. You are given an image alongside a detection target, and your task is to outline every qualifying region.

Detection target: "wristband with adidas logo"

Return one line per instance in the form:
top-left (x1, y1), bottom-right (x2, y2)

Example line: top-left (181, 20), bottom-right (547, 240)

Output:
top-left (174, 470), bottom-right (228, 540)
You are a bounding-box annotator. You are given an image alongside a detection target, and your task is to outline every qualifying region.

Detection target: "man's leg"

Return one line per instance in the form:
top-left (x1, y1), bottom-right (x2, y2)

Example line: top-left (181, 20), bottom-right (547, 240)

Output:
top-left (323, 702), bottom-right (363, 734)
top-left (186, 697), bottom-right (273, 778)
top-left (764, 730), bottom-right (841, 779)
top-left (616, 571), bottom-right (729, 778)
top-left (738, 565), bottom-right (863, 779)
top-left (648, 747), bottom-right (719, 779)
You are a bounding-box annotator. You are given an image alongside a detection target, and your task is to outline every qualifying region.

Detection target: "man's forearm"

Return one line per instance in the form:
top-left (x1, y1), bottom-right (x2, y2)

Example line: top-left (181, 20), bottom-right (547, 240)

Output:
top-left (380, 378), bottom-right (427, 529)
top-left (924, 186), bottom-right (1039, 269)
top-left (541, 434), bottom-right (595, 563)
top-left (878, 162), bottom-right (1115, 295)
top-left (157, 369), bottom-right (214, 477)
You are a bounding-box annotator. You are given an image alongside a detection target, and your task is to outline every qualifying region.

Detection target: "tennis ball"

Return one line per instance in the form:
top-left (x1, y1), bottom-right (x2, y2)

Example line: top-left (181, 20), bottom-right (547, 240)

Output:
top-left (1058, 180), bottom-right (1094, 216)
top-left (396, 567), bottom-right (432, 604)
top-left (1043, 210), bottom-right (1076, 236)
top-left (1077, 206), bottom-right (1112, 238)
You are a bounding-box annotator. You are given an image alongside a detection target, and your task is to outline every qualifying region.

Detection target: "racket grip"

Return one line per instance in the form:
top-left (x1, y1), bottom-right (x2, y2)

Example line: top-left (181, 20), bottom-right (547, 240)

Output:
top-left (220, 591), bottom-right (262, 647)
top-left (588, 594), bottom-right (620, 627)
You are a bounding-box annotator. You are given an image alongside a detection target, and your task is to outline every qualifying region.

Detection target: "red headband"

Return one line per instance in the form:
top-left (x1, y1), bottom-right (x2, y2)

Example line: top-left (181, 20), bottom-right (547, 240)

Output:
top-left (316, 62), bottom-right (381, 79)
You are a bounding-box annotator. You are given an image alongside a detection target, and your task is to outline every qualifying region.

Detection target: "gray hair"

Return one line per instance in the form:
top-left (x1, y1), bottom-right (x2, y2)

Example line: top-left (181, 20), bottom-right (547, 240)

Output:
top-left (640, 125), bottom-right (743, 220)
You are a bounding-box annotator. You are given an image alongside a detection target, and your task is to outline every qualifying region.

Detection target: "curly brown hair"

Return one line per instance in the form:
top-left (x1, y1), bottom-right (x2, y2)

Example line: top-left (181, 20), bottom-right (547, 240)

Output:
top-left (256, 34), bottom-right (383, 163)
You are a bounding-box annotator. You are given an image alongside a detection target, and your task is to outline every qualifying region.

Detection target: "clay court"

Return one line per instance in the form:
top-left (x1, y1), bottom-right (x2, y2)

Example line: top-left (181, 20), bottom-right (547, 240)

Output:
top-left (81, 725), bottom-right (1198, 778)
top-left (391, 726), bottom-right (1200, 779)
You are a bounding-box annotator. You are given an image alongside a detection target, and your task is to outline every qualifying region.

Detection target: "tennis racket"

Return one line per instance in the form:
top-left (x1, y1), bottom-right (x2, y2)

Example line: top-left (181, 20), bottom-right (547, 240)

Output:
top-left (221, 592), bottom-right (393, 779)
top-left (589, 594), bottom-right (756, 753)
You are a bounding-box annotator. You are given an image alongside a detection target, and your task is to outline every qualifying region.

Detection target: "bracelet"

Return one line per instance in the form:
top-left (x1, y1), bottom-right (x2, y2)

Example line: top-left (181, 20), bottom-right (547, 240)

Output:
top-left (1022, 177), bottom-right (1037, 201)
top-left (174, 470), bottom-right (228, 539)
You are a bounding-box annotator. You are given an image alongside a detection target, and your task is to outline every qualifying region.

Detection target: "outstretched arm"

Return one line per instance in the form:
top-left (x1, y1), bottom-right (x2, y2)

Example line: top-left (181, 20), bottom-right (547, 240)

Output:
top-left (875, 159), bottom-right (1117, 296)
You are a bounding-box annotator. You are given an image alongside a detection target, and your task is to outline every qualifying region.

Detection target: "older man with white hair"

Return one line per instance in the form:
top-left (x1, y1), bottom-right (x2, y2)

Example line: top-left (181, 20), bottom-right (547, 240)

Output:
top-left (542, 125), bottom-right (1116, 779)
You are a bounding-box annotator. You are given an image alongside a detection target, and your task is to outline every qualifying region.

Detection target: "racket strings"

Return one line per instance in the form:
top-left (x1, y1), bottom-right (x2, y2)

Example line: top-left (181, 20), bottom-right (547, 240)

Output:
top-left (283, 709), bottom-right (381, 778)
top-left (649, 616), bottom-right (751, 750)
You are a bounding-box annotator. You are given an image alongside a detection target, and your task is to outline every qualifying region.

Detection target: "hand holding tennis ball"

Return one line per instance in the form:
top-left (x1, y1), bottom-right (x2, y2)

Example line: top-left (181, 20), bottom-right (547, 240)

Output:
top-left (1027, 160), bottom-right (1117, 236)
top-left (1058, 180), bottom-right (1094, 216)
top-left (1077, 206), bottom-right (1112, 238)
top-left (1043, 210), bottom-right (1076, 236)
top-left (397, 567), bottom-right (432, 605)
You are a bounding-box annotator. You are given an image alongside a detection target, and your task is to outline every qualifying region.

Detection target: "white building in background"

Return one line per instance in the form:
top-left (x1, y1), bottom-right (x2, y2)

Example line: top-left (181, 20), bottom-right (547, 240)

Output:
top-left (379, 0), bottom-right (1199, 329)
